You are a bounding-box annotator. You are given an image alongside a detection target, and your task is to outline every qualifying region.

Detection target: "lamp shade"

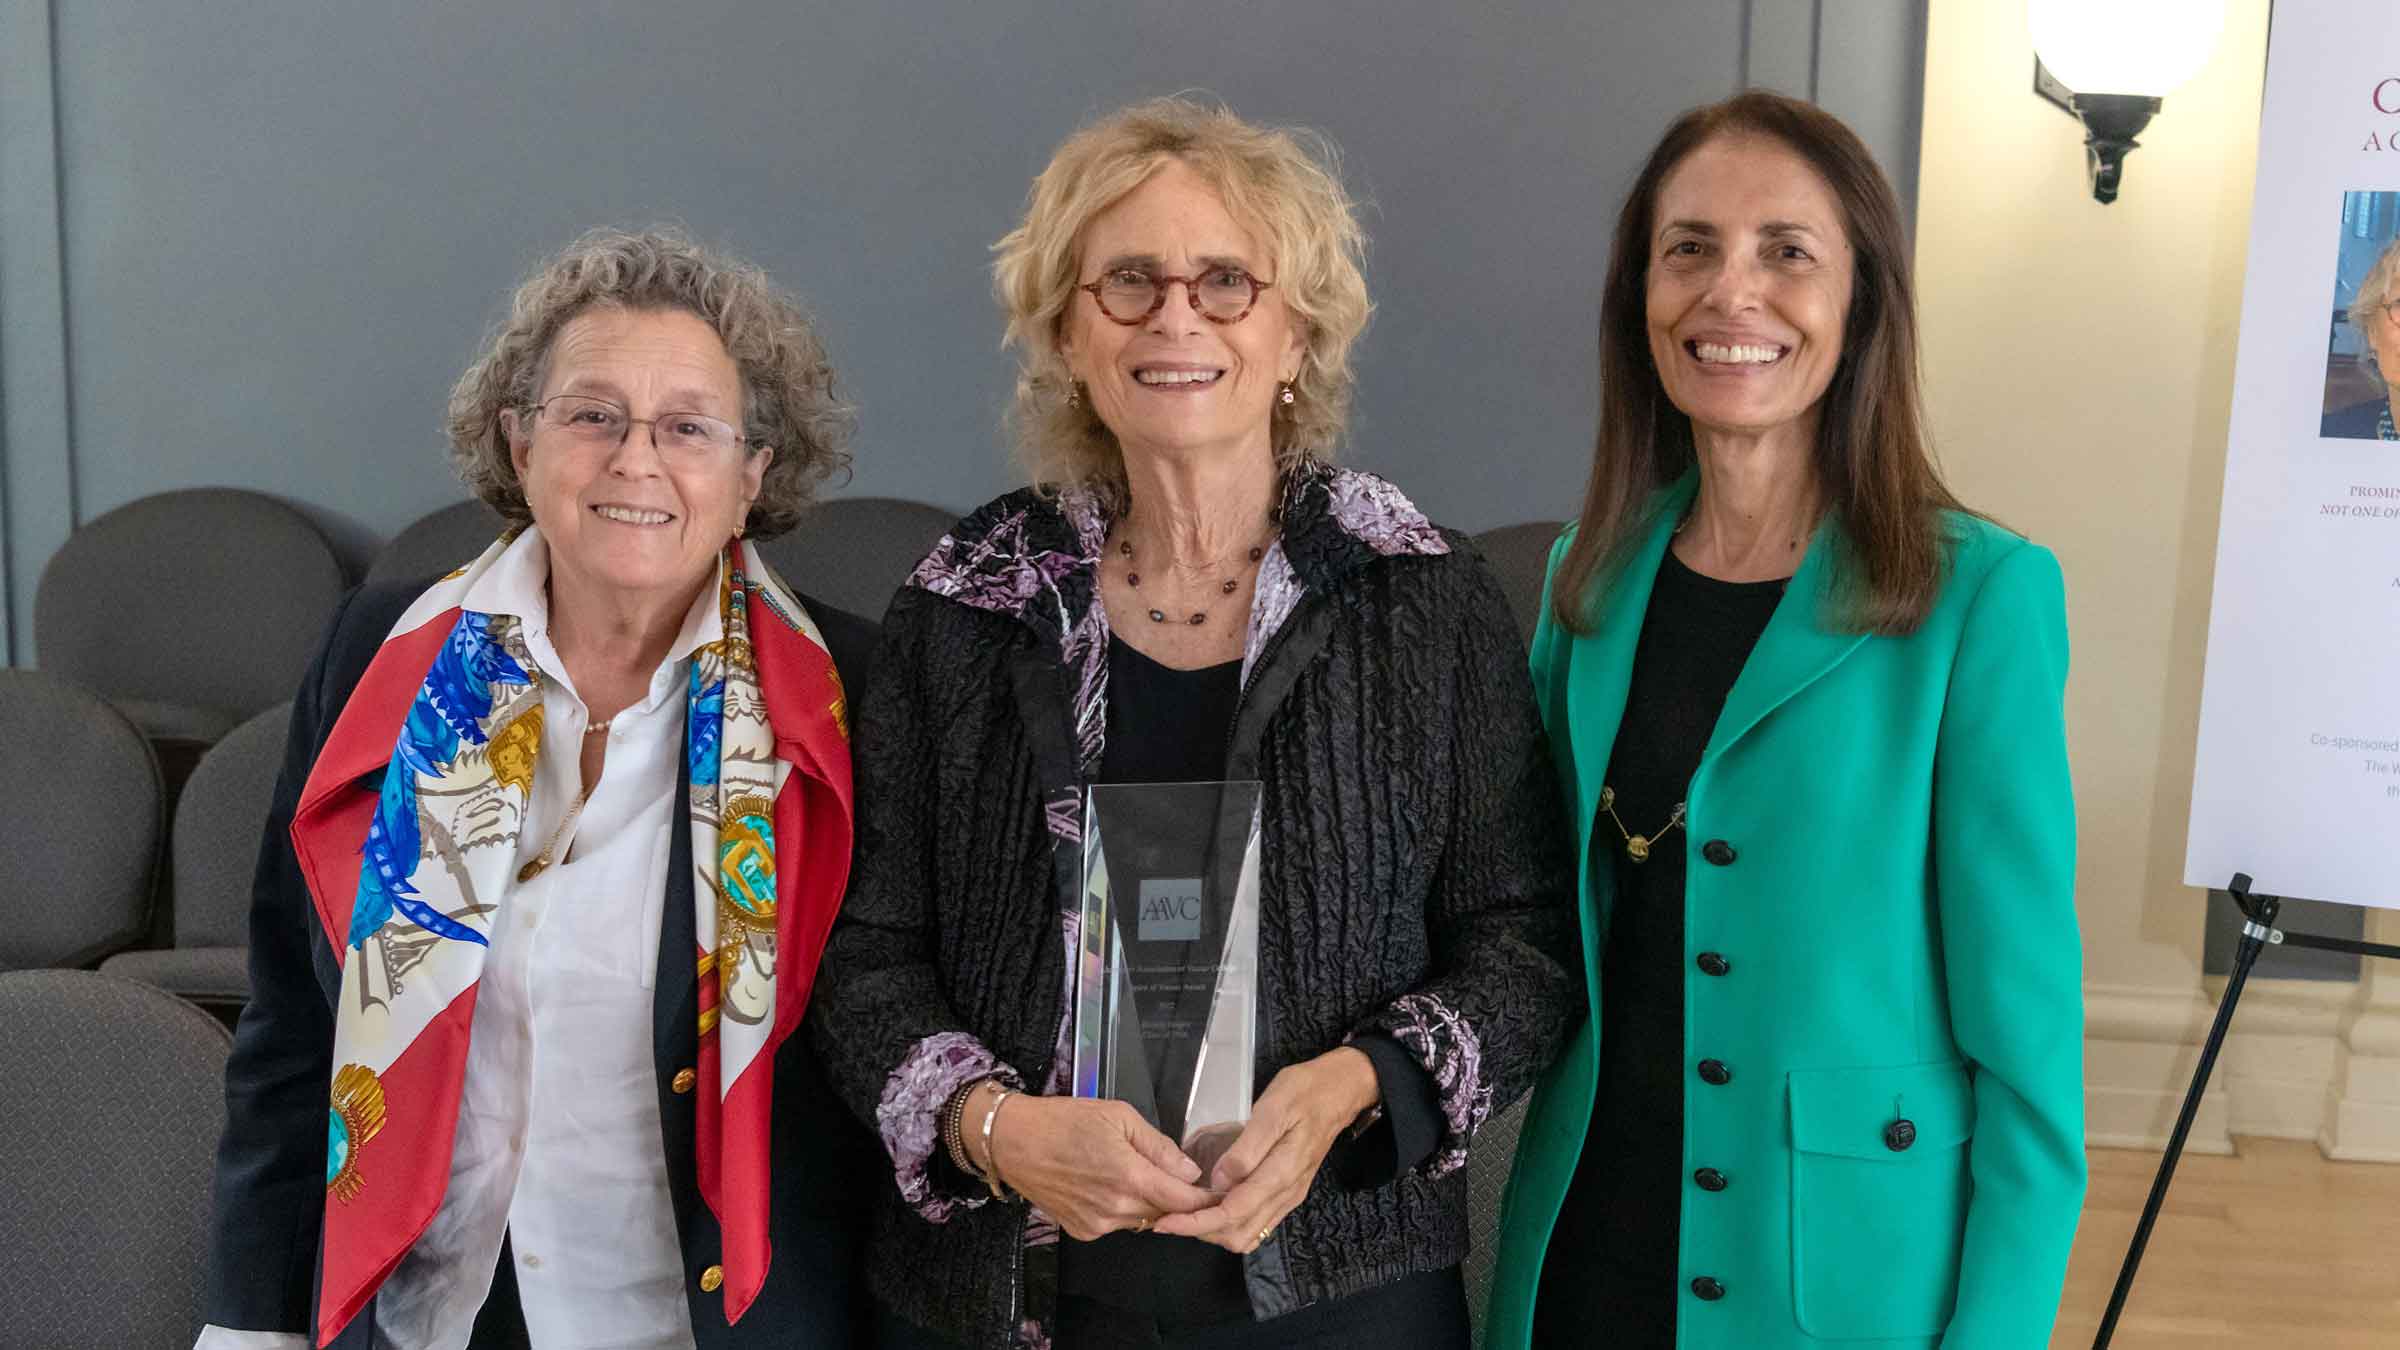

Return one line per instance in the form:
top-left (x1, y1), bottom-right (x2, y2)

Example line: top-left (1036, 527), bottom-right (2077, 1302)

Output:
top-left (2029, 0), bottom-right (2227, 97)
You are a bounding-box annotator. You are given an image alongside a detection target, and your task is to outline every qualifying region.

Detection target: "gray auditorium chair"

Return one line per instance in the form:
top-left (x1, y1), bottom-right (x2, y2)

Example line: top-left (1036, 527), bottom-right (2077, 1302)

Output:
top-left (1472, 521), bottom-right (1566, 645)
top-left (0, 670), bottom-right (164, 969)
top-left (0, 970), bottom-right (231, 1349)
top-left (101, 703), bottom-right (289, 1005)
top-left (755, 495), bottom-right (956, 622)
top-left (35, 488), bottom-right (343, 746)
top-left (365, 497), bottom-right (508, 587)
top-left (1465, 1093), bottom-right (1532, 1346)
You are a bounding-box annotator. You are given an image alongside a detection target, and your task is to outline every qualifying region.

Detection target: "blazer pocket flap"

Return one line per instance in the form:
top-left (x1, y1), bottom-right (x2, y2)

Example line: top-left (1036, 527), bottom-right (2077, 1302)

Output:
top-left (1789, 1060), bottom-right (1974, 1158)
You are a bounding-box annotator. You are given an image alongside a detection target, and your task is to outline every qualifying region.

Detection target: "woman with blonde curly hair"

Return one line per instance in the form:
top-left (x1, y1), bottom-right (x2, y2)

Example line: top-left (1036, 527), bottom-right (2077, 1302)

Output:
top-left (199, 228), bottom-right (879, 1349)
top-left (812, 98), bottom-right (1578, 1349)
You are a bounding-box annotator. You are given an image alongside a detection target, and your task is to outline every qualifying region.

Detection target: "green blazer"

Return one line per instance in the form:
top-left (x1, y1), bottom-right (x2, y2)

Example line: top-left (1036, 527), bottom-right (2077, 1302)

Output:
top-left (1486, 477), bottom-right (2085, 1349)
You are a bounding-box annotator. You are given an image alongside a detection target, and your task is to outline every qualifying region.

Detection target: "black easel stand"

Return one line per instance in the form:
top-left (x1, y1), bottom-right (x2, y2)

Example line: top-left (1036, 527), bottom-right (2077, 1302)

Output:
top-left (2093, 873), bottom-right (2400, 1348)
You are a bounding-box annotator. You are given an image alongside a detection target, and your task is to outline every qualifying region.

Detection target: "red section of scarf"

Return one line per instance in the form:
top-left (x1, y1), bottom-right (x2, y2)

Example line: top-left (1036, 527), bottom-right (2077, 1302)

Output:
top-left (705, 597), bottom-right (854, 1323)
top-left (292, 608), bottom-right (457, 955)
top-left (312, 989), bottom-right (480, 1346)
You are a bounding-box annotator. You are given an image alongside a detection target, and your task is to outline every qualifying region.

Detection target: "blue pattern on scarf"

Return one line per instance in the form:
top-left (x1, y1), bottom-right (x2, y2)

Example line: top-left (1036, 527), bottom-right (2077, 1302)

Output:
top-left (688, 667), bottom-right (726, 788)
top-left (349, 612), bottom-right (531, 949)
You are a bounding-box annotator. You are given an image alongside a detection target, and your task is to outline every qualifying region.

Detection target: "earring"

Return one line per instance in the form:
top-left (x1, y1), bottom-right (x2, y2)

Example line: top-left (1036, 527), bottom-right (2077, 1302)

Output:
top-left (734, 520), bottom-right (746, 540)
top-left (1278, 383), bottom-right (1296, 406)
top-left (1067, 381), bottom-right (1082, 409)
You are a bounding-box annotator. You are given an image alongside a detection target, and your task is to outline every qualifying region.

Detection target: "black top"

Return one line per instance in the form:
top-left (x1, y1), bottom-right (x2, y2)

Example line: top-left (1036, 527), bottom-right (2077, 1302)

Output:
top-left (1533, 549), bottom-right (1784, 1347)
top-left (1061, 637), bottom-right (1252, 1335)
top-left (1100, 635), bottom-right (1246, 785)
top-left (1052, 637), bottom-right (1461, 1349)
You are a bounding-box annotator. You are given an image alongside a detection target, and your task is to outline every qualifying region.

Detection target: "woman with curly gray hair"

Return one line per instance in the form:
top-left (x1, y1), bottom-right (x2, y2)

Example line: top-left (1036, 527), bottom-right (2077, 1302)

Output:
top-left (199, 228), bottom-right (878, 1350)
top-left (2324, 233), bottom-right (2400, 441)
top-left (811, 98), bottom-right (1577, 1349)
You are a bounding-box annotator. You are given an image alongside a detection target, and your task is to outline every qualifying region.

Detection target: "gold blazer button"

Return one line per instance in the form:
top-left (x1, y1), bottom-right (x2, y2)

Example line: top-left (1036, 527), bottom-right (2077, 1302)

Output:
top-left (700, 1264), bottom-right (724, 1293)
top-left (672, 1068), bottom-right (697, 1094)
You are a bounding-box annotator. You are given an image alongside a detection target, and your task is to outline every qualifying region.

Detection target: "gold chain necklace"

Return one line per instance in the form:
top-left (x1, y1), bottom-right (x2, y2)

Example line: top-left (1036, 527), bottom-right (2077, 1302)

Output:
top-left (517, 786), bottom-right (591, 883)
top-left (1599, 785), bottom-right (1684, 864)
top-left (514, 717), bottom-right (617, 883)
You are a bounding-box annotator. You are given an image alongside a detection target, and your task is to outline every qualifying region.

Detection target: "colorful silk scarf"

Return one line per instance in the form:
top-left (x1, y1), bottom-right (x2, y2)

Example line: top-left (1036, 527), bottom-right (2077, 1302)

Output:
top-left (287, 531), bottom-right (853, 1345)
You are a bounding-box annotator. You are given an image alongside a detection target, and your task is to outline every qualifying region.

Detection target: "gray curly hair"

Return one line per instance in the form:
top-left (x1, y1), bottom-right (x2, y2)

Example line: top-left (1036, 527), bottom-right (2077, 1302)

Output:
top-left (446, 227), bottom-right (853, 539)
top-left (2350, 234), bottom-right (2400, 378)
top-left (992, 97), bottom-right (1372, 500)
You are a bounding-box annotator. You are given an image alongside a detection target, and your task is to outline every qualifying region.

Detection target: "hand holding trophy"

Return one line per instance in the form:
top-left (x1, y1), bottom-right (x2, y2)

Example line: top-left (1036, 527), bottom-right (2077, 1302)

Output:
top-left (1071, 781), bottom-right (1264, 1176)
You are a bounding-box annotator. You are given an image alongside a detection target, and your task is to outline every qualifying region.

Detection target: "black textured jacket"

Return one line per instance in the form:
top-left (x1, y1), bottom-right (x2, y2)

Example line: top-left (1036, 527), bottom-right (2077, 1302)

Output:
top-left (811, 465), bottom-right (1579, 1347)
top-left (203, 575), bottom-right (880, 1348)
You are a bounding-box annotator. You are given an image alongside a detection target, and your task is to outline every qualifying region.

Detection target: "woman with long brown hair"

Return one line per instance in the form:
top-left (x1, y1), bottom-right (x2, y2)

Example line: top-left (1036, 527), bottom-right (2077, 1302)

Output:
top-left (1484, 91), bottom-right (2086, 1348)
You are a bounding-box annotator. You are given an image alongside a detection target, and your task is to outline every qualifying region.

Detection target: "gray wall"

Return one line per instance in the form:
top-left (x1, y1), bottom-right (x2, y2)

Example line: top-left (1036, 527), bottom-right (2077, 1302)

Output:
top-left (1, 0), bottom-right (1925, 663)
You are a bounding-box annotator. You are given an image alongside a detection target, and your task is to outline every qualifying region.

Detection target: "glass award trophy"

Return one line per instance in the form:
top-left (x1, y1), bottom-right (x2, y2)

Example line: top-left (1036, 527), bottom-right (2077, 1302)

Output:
top-left (1070, 781), bottom-right (1262, 1174)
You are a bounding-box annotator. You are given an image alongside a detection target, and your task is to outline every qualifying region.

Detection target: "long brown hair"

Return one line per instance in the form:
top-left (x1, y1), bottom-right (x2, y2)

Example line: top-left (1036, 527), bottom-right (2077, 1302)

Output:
top-left (1550, 91), bottom-right (1964, 636)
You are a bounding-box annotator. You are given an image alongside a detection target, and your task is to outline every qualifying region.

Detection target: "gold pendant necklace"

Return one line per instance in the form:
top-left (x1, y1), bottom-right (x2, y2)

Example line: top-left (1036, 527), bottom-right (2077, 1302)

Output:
top-left (1599, 785), bottom-right (1685, 864)
top-left (517, 785), bottom-right (593, 883)
top-left (516, 713), bottom-right (618, 882)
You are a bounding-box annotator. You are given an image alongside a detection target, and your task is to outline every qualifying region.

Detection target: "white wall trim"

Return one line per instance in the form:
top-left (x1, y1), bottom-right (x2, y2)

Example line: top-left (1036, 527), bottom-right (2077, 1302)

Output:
top-left (2085, 976), bottom-right (2400, 1161)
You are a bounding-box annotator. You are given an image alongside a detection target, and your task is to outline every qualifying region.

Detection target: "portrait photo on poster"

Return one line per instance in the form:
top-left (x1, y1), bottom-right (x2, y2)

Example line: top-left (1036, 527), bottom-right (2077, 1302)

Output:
top-left (2318, 189), bottom-right (2400, 441)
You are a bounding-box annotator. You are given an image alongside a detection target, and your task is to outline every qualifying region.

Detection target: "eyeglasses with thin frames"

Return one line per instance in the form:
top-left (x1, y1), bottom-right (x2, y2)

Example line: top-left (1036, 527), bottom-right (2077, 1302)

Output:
top-left (524, 394), bottom-right (751, 458)
top-left (1078, 265), bottom-right (1276, 325)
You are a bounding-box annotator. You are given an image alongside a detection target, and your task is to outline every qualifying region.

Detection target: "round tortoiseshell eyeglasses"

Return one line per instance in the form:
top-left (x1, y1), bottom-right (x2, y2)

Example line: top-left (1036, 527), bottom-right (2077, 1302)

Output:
top-left (1078, 265), bottom-right (1276, 325)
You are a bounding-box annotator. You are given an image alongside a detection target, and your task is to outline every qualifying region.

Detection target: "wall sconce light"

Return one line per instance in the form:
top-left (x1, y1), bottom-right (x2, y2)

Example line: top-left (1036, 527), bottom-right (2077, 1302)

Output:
top-left (2029, 0), bottom-right (2227, 204)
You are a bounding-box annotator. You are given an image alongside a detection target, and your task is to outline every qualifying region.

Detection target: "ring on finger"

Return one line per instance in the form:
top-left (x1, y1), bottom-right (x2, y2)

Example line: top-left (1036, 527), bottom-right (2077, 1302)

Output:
top-left (1255, 1224), bottom-right (1274, 1245)
top-left (1133, 1216), bottom-right (1154, 1233)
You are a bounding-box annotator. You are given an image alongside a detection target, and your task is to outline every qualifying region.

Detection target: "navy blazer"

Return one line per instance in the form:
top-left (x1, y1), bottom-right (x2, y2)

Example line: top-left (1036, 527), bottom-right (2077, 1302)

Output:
top-left (203, 576), bottom-right (879, 1348)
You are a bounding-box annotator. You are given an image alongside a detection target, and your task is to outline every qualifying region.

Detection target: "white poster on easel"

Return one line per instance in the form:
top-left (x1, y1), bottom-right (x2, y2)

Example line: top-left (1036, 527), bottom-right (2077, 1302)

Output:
top-left (2186, 1), bottom-right (2400, 910)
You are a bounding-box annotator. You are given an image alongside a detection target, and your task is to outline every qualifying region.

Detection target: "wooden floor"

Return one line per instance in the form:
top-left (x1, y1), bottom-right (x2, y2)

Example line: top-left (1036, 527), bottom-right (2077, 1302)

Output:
top-left (2053, 1138), bottom-right (2400, 1348)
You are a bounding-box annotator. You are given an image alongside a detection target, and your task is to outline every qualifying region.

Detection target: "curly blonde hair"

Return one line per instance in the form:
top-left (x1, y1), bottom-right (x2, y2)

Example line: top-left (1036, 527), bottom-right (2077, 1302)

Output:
top-left (445, 227), bottom-right (853, 539)
top-left (992, 97), bottom-right (1372, 498)
top-left (2350, 235), bottom-right (2400, 378)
